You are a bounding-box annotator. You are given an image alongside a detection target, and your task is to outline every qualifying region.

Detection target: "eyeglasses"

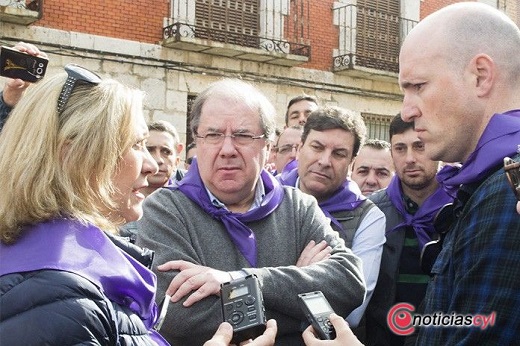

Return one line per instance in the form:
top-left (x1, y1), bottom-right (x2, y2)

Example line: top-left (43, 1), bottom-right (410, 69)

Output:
top-left (196, 132), bottom-right (266, 146)
top-left (57, 64), bottom-right (102, 114)
top-left (504, 156), bottom-right (520, 201)
top-left (276, 144), bottom-right (299, 155)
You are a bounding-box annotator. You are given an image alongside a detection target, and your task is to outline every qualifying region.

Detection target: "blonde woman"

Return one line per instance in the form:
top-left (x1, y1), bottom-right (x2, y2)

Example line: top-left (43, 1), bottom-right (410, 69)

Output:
top-left (0, 64), bottom-right (167, 345)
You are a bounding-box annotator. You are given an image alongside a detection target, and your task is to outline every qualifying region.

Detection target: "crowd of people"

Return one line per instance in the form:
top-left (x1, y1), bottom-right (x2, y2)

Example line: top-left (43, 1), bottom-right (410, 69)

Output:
top-left (1, 2), bottom-right (520, 346)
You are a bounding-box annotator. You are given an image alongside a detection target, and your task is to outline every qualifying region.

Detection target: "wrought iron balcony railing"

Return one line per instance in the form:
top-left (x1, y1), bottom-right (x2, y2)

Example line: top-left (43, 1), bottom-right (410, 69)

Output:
top-left (163, 21), bottom-right (310, 57)
top-left (332, 3), bottom-right (417, 74)
top-left (0, 0), bottom-right (43, 25)
top-left (162, 0), bottom-right (310, 64)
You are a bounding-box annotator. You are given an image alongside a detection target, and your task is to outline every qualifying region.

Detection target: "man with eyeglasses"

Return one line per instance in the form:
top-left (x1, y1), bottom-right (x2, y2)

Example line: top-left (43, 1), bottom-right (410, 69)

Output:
top-left (136, 78), bottom-right (366, 345)
top-left (273, 125), bottom-right (303, 175)
top-left (277, 106), bottom-right (385, 337)
top-left (364, 114), bottom-right (453, 346)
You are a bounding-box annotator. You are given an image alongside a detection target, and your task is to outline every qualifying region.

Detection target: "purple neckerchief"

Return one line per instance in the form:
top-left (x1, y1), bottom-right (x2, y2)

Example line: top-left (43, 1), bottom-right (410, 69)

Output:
top-left (437, 110), bottom-right (520, 192)
top-left (172, 158), bottom-right (284, 267)
top-left (283, 158), bottom-right (298, 174)
top-left (436, 163), bottom-right (463, 199)
top-left (0, 219), bottom-right (168, 344)
top-left (386, 175), bottom-right (454, 249)
top-left (277, 167), bottom-right (365, 232)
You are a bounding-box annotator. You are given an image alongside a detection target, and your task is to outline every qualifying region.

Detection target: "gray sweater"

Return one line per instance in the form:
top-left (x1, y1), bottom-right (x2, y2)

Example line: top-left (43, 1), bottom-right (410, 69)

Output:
top-left (136, 186), bottom-right (365, 346)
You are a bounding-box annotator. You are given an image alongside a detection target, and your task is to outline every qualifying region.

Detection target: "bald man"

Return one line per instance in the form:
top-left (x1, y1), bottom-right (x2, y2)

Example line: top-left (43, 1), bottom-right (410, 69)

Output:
top-left (399, 3), bottom-right (520, 344)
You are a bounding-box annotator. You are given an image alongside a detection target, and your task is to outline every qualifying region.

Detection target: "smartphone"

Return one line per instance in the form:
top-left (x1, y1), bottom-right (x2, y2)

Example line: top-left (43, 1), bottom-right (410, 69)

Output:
top-left (220, 274), bottom-right (266, 344)
top-left (298, 291), bottom-right (336, 340)
top-left (0, 46), bottom-right (48, 82)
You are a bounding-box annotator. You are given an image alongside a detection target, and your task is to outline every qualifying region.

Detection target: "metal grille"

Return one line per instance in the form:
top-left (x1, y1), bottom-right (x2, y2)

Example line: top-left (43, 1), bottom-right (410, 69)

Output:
top-left (195, 0), bottom-right (260, 48)
top-left (362, 112), bottom-right (393, 142)
top-left (356, 0), bottom-right (400, 72)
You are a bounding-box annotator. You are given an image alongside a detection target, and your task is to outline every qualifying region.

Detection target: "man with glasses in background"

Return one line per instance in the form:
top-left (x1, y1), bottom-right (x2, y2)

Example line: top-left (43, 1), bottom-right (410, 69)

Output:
top-left (273, 125), bottom-right (303, 175)
top-left (136, 78), bottom-right (366, 345)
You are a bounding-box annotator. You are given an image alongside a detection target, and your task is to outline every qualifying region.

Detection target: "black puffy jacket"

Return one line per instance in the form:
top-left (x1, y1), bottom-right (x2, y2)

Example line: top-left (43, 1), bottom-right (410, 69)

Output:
top-left (0, 234), bottom-right (161, 346)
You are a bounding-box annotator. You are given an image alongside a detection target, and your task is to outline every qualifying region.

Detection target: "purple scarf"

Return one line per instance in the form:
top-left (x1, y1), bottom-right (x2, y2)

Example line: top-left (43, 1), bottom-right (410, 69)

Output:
top-left (173, 158), bottom-right (284, 267)
top-left (277, 167), bottom-right (366, 232)
top-left (0, 219), bottom-right (168, 345)
top-left (437, 110), bottom-right (520, 192)
top-left (386, 175), bottom-right (454, 249)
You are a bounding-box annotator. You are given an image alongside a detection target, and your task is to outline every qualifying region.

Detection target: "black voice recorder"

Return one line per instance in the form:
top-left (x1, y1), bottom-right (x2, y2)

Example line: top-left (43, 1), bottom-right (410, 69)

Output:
top-left (220, 274), bottom-right (267, 344)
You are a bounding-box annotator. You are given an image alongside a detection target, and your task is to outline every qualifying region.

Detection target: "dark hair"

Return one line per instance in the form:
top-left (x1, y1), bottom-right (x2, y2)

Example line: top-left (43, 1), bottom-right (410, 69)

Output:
top-left (285, 95), bottom-right (318, 125)
top-left (389, 113), bottom-right (414, 140)
top-left (363, 138), bottom-right (391, 150)
top-left (185, 141), bottom-right (196, 156)
top-left (147, 120), bottom-right (181, 145)
top-left (301, 106), bottom-right (366, 157)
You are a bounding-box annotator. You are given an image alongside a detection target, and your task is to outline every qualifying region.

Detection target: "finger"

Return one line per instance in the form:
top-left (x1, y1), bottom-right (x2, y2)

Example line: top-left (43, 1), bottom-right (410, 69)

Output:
top-left (157, 260), bottom-right (194, 272)
top-left (167, 267), bottom-right (202, 299)
top-left (310, 245), bottom-right (332, 263)
top-left (14, 42), bottom-right (46, 58)
top-left (328, 313), bottom-right (350, 333)
top-left (297, 240), bottom-right (328, 267)
top-left (5, 79), bottom-right (26, 89)
top-left (296, 240), bottom-right (316, 266)
top-left (262, 319), bottom-right (278, 340)
top-left (182, 280), bottom-right (220, 307)
top-left (204, 322), bottom-right (233, 346)
top-left (301, 324), bottom-right (319, 344)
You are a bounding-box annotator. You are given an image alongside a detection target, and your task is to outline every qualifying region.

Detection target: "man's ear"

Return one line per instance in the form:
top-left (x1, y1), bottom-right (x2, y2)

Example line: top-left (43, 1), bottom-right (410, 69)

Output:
top-left (471, 53), bottom-right (495, 97)
top-left (176, 143), bottom-right (184, 155)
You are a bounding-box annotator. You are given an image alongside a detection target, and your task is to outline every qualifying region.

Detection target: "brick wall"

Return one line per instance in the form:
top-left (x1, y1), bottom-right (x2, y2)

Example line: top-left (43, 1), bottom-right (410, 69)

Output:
top-left (302, 0), bottom-right (336, 71)
top-left (37, 0), bottom-right (167, 43)
top-left (420, 0), bottom-right (474, 18)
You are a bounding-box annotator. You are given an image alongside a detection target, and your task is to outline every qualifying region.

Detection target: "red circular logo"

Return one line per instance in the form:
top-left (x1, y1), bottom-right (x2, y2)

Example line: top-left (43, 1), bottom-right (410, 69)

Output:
top-left (387, 303), bottom-right (415, 336)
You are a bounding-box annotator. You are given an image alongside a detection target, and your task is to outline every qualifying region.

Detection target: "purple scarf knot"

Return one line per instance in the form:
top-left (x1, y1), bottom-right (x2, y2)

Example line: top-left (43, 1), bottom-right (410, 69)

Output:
top-left (277, 167), bottom-right (365, 232)
top-left (437, 110), bottom-right (520, 192)
top-left (173, 158), bottom-right (284, 267)
top-left (387, 175), bottom-right (454, 249)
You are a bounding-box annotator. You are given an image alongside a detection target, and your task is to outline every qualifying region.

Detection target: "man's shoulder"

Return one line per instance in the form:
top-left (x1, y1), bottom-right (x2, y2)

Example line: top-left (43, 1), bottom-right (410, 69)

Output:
top-left (368, 188), bottom-right (391, 206)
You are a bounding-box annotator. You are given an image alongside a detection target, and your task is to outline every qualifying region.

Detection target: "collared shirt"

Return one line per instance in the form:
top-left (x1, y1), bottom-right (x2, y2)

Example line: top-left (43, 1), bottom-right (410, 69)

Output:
top-left (206, 178), bottom-right (266, 280)
top-left (206, 177), bottom-right (265, 211)
top-left (294, 177), bottom-right (385, 327)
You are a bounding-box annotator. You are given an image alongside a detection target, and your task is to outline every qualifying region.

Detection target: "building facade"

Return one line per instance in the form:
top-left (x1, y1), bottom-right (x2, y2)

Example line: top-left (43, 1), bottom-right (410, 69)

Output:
top-left (1, 0), bottom-right (518, 147)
